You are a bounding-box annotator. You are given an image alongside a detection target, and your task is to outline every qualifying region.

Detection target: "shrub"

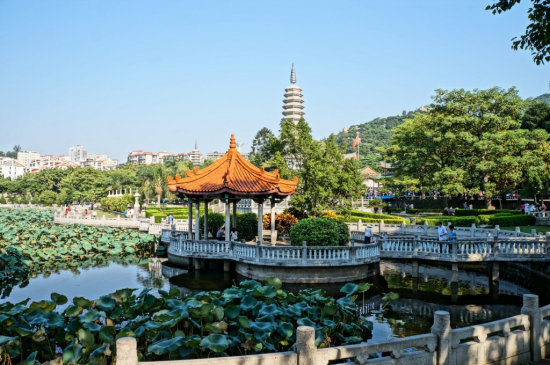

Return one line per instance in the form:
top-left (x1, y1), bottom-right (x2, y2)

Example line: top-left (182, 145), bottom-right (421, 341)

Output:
top-left (38, 191), bottom-right (57, 206)
top-left (100, 195), bottom-right (135, 213)
top-left (263, 212), bottom-right (299, 237)
top-left (236, 213), bottom-right (258, 242)
top-left (349, 210), bottom-right (398, 220)
top-left (0, 196), bottom-right (6, 204)
top-left (290, 217), bottom-right (349, 246)
top-left (344, 216), bottom-right (410, 224)
top-left (489, 214), bottom-right (536, 226)
top-left (199, 213), bottom-right (226, 238)
top-left (415, 216), bottom-right (478, 227)
top-left (455, 209), bottom-right (518, 217)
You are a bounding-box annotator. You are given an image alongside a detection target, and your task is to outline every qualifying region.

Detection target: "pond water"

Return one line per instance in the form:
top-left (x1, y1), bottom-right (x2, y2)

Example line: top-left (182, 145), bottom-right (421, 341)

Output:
top-left (2, 258), bottom-right (549, 341)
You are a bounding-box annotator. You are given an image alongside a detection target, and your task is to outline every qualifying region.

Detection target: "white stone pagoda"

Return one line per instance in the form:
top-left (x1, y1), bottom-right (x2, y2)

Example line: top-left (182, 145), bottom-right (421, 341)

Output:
top-left (282, 64), bottom-right (305, 124)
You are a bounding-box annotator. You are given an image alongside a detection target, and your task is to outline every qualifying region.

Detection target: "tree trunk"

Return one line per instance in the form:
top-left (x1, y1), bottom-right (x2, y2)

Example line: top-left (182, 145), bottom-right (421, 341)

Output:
top-left (485, 199), bottom-right (493, 209)
top-left (157, 194), bottom-right (161, 208)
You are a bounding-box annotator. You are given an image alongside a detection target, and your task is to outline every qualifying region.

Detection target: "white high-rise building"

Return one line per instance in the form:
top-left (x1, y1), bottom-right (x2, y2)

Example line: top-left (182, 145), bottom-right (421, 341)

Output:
top-left (16, 151), bottom-right (40, 167)
top-left (0, 158), bottom-right (25, 179)
top-left (69, 145), bottom-right (88, 162)
top-left (282, 64), bottom-right (305, 124)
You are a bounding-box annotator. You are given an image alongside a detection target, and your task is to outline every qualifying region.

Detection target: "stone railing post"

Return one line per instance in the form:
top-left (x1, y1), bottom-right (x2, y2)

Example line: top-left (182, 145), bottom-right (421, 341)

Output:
top-left (531, 228), bottom-right (537, 237)
top-left (116, 337), bottom-right (138, 365)
top-left (413, 234), bottom-right (419, 256)
top-left (521, 294), bottom-right (542, 363)
top-left (401, 221), bottom-right (406, 234)
top-left (296, 326), bottom-right (317, 365)
top-left (494, 224), bottom-right (500, 238)
top-left (255, 240), bottom-right (260, 263)
top-left (302, 241), bottom-right (307, 265)
top-left (491, 236), bottom-right (499, 257)
top-left (431, 311), bottom-right (451, 365)
top-left (102, 215), bottom-right (106, 225)
top-left (378, 219), bottom-right (384, 234)
top-left (471, 223), bottom-right (476, 238)
top-left (228, 240), bottom-right (233, 256)
top-left (357, 219), bottom-right (362, 231)
top-left (351, 241), bottom-right (357, 263)
top-left (515, 226), bottom-right (521, 237)
top-left (423, 221), bottom-right (428, 235)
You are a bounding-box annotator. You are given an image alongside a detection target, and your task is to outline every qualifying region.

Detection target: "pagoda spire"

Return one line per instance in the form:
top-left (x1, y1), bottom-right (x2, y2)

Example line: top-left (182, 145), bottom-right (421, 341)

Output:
top-left (282, 64), bottom-right (305, 125)
top-left (194, 140), bottom-right (198, 150)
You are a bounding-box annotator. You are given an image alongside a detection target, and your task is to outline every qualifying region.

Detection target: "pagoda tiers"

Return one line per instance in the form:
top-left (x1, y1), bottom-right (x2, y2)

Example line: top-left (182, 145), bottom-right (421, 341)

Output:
top-left (167, 135), bottom-right (298, 243)
top-left (282, 64), bottom-right (305, 125)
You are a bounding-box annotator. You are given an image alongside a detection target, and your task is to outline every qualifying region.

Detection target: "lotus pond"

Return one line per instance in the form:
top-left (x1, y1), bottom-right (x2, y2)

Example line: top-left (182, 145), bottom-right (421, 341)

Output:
top-left (1, 209), bottom-right (549, 364)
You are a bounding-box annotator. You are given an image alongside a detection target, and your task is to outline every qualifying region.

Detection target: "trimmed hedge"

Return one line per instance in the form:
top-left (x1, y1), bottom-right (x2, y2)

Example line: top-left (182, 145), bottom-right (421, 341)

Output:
top-left (415, 216), bottom-right (478, 227)
top-left (345, 216), bottom-right (410, 224)
top-left (349, 210), bottom-right (400, 220)
top-left (455, 209), bottom-right (518, 217)
top-left (290, 218), bottom-right (349, 246)
top-left (407, 209), bottom-right (443, 214)
top-left (489, 214), bottom-right (535, 226)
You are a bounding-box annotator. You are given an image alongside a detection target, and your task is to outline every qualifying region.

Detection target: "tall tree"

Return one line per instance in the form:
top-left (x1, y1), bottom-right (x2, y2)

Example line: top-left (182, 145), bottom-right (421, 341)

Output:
top-left (249, 127), bottom-right (275, 167)
top-left (384, 87), bottom-right (535, 208)
top-left (522, 100), bottom-right (550, 132)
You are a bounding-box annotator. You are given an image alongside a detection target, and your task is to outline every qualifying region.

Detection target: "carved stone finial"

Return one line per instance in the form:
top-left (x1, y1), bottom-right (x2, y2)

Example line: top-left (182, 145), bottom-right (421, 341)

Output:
top-left (229, 134), bottom-right (236, 149)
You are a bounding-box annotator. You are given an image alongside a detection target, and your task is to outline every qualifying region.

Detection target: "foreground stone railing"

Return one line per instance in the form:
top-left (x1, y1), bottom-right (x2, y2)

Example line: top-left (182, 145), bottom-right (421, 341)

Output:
top-left (375, 234), bottom-right (550, 262)
top-left (53, 213), bottom-right (143, 229)
top-left (115, 294), bottom-right (550, 365)
top-left (168, 237), bottom-right (379, 267)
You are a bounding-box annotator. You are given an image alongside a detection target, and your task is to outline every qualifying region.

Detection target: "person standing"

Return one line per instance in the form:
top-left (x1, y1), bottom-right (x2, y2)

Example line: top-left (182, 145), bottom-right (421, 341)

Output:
top-left (437, 222), bottom-right (447, 241)
top-left (230, 227), bottom-right (238, 241)
top-left (364, 225), bottom-right (373, 244)
top-left (448, 225), bottom-right (457, 243)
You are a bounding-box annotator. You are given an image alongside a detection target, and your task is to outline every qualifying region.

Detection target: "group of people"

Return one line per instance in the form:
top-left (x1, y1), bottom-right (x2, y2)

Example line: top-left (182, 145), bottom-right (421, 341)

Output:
top-left (216, 226), bottom-right (238, 241)
top-left (404, 202), bottom-right (414, 213)
top-left (520, 202), bottom-right (546, 214)
top-left (63, 205), bottom-right (97, 219)
top-left (364, 221), bottom-right (457, 244)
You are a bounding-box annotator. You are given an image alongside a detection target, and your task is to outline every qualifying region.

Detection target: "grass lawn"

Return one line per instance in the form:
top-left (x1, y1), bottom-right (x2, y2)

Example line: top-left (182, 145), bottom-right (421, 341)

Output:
top-left (500, 226), bottom-right (550, 234)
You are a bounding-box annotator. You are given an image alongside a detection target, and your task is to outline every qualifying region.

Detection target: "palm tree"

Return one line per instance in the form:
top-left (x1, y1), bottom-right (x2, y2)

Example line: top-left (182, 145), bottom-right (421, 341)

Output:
top-left (12, 145), bottom-right (22, 154)
top-left (137, 164), bottom-right (167, 206)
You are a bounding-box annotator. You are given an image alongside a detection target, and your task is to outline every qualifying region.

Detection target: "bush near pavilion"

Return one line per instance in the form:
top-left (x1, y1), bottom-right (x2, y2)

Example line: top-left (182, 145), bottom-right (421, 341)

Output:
top-left (290, 217), bottom-right (349, 246)
top-left (262, 212), bottom-right (299, 237)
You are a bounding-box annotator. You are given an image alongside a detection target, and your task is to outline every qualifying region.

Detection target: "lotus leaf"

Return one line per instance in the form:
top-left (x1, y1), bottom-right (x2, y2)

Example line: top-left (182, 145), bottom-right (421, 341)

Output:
top-left (83, 322), bottom-right (101, 332)
top-left (340, 283), bottom-right (359, 297)
top-left (78, 309), bottom-right (99, 323)
top-left (277, 322), bottom-right (294, 338)
top-left (50, 293), bottom-right (68, 305)
top-left (200, 334), bottom-right (230, 353)
top-left (63, 344), bottom-right (83, 364)
top-left (78, 328), bottom-right (95, 348)
top-left (297, 317), bottom-right (316, 328)
top-left (258, 303), bottom-right (281, 317)
top-left (88, 345), bottom-right (108, 363)
top-left (96, 295), bottom-right (116, 312)
top-left (265, 277), bottom-right (282, 290)
top-left (0, 335), bottom-right (17, 345)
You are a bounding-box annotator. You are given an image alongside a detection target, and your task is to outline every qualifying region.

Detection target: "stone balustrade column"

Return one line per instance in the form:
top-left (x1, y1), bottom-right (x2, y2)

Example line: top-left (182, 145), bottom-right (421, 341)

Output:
top-left (188, 200), bottom-right (193, 240)
top-left (531, 228), bottom-right (537, 237)
top-left (492, 236), bottom-right (499, 257)
top-left (423, 221), bottom-right (428, 235)
top-left (270, 199), bottom-right (276, 245)
top-left (255, 240), bottom-right (260, 263)
top-left (431, 311), bottom-right (452, 365)
top-left (257, 200), bottom-right (264, 244)
top-left (494, 224), bottom-right (500, 237)
top-left (296, 326), bottom-right (317, 365)
top-left (471, 223), bottom-right (476, 238)
top-left (116, 337), bottom-right (138, 365)
top-left (515, 226), bottom-right (521, 237)
top-left (521, 294), bottom-right (542, 363)
top-left (379, 219), bottom-right (385, 234)
top-left (204, 201), bottom-right (209, 239)
top-left (302, 241), bottom-right (307, 265)
top-left (194, 200), bottom-right (200, 240)
top-left (413, 234), bottom-right (419, 256)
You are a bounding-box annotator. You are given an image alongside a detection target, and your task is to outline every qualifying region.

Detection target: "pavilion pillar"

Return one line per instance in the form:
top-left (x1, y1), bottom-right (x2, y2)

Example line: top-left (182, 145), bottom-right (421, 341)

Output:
top-left (204, 201), bottom-right (209, 239)
top-left (257, 199), bottom-right (264, 244)
top-left (270, 199), bottom-right (276, 245)
top-left (194, 200), bottom-right (200, 240)
top-left (188, 199), bottom-right (193, 240)
top-left (232, 201), bottom-right (237, 228)
top-left (225, 197), bottom-right (230, 241)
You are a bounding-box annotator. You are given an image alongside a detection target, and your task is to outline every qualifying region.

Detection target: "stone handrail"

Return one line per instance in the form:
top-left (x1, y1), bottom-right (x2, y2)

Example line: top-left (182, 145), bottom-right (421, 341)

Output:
top-left (53, 212), bottom-right (143, 229)
top-left (377, 234), bottom-right (550, 262)
top-left (115, 293), bottom-right (549, 365)
top-left (167, 237), bottom-right (380, 267)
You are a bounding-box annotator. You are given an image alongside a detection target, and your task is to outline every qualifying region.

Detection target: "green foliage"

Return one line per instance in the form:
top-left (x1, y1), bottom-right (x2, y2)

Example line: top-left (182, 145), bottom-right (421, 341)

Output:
top-left (100, 195), bottom-right (135, 213)
top-left (415, 216), bottom-right (479, 227)
top-left (344, 216), bottom-right (410, 224)
top-left (38, 190), bottom-right (57, 206)
top-left (290, 218), bottom-right (349, 246)
top-left (199, 213), bottom-right (226, 238)
top-left (0, 279), bottom-right (373, 362)
top-left (347, 210), bottom-right (400, 220)
top-left (384, 87), bottom-right (550, 207)
top-left (487, 0), bottom-right (550, 65)
top-left (522, 100), bottom-right (550, 133)
top-left (262, 213), bottom-right (299, 237)
top-left (454, 209), bottom-right (518, 216)
top-left (0, 196), bottom-right (6, 204)
top-left (236, 213), bottom-right (258, 242)
top-left (488, 214), bottom-right (536, 226)
top-left (0, 209), bottom-right (156, 297)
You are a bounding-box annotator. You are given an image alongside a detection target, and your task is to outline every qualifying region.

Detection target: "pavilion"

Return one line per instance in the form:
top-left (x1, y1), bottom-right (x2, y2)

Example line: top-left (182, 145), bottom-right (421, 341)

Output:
top-left (167, 135), bottom-right (298, 244)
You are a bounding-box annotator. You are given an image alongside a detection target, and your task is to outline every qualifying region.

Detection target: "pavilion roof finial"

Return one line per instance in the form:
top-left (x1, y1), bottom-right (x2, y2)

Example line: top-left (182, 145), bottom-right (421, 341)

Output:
top-left (229, 134), bottom-right (236, 149)
top-left (195, 140), bottom-right (198, 150)
top-left (290, 63), bottom-right (296, 84)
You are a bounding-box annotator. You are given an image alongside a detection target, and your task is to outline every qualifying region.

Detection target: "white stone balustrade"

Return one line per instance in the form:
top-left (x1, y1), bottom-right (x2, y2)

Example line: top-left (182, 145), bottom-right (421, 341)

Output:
top-left (116, 294), bottom-right (550, 365)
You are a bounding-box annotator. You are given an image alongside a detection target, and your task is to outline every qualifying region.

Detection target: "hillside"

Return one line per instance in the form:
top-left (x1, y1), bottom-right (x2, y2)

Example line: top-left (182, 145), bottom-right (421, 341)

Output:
top-left (333, 111), bottom-right (417, 169)
top-left (534, 93), bottom-right (550, 104)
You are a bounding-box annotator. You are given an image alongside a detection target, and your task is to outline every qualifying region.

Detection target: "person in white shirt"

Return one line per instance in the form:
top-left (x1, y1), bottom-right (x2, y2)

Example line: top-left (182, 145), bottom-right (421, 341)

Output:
top-left (230, 227), bottom-right (238, 241)
top-left (437, 222), bottom-right (447, 241)
top-left (364, 226), bottom-right (373, 244)
top-left (410, 203), bottom-right (414, 209)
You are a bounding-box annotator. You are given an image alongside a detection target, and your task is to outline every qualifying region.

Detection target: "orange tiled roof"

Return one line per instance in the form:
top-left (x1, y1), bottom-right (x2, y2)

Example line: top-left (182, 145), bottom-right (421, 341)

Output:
top-left (167, 135), bottom-right (298, 199)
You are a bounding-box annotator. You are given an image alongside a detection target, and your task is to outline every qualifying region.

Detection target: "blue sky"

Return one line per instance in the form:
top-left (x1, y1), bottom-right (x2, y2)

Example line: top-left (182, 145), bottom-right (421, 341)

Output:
top-left (0, 0), bottom-right (547, 161)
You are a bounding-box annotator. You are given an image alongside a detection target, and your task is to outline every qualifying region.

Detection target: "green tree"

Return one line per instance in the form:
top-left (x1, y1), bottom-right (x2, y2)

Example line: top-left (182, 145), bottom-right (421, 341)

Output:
top-left (487, 0), bottom-right (550, 64)
top-left (249, 127), bottom-right (275, 167)
top-left (522, 100), bottom-right (550, 132)
top-left (385, 87), bottom-right (535, 208)
top-left (59, 167), bottom-right (106, 202)
top-left (137, 164), bottom-right (167, 207)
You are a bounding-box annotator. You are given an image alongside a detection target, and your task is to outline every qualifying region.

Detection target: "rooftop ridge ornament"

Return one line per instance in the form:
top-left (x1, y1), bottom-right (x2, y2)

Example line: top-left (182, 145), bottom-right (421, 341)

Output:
top-left (229, 134), bottom-right (237, 149)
